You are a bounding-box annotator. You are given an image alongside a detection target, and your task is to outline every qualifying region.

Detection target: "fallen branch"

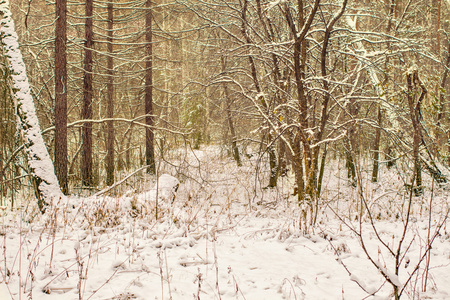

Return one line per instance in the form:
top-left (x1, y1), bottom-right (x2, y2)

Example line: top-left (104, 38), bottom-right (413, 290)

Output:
top-left (94, 165), bottom-right (150, 197)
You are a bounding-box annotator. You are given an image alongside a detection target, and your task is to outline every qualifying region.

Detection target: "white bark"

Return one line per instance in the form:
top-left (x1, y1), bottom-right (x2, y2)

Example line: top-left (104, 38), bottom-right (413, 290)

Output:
top-left (0, 0), bottom-right (63, 207)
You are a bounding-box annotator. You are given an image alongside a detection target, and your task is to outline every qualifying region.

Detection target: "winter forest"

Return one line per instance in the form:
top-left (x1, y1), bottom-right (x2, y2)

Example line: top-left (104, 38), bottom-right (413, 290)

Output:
top-left (1, 0), bottom-right (450, 298)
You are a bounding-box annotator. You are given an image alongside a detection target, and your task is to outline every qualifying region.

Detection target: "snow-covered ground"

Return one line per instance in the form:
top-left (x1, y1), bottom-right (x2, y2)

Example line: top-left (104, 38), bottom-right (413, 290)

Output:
top-left (1, 147), bottom-right (449, 299)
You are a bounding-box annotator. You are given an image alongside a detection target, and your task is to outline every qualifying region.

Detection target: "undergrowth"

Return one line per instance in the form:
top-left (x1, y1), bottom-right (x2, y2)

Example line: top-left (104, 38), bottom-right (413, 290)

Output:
top-left (0, 147), bottom-right (448, 299)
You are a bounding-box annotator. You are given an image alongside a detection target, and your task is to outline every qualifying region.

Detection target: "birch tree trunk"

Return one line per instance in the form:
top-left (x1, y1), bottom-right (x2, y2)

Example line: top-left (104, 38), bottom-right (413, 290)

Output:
top-left (0, 0), bottom-right (63, 211)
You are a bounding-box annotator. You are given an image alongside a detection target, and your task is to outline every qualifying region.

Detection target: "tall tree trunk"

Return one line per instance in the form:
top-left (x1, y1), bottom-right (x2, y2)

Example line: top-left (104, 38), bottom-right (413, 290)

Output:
top-left (241, 0), bottom-right (277, 187)
top-left (372, 106), bottom-right (382, 182)
top-left (0, 0), bottom-right (63, 211)
top-left (432, 0), bottom-right (441, 54)
top-left (106, 1), bottom-right (115, 186)
top-left (0, 109), bottom-right (3, 202)
top-left (291, 134), bottom-right (304, 202)
top-left (297, 0), bottom-right (311, 173)
top-left (406, 71), bottom-right (426, 195)
top-left (268, 146), bottom-right (278, 188)
top-left (278, 140), bottom-right (287, 177)
top-left (437, 0), bottom-right (441, 54)
top-left (226, 108), bottom-right (241, 167)
top-left (221, 57), bottom-right (241, 167)
top-left (145, 0), bottom-right (155, 174)
top-left (317, 144), bottom-right (327, 198)
top-left (55, 0), bottom-right (68, 194)
top-left (307, 0), bottom-right (348, 202)
top-left (0, 63), bottom-right (6, 202)
top-left (372, 0), bottom-right (397, 182)
top-left (283, 0), bottom-right (320, 200)
top-left (437, 42), bottom-right (450, 154)
top-left (256, 0), bottom-right (289, 179)
top-left (346, 96), bottom-right (358, 186)
top-left (286, 0), bottom-right (311, 176)
top-left (372, 0), bottom-right (394, 182)
top-left (344, 137), bottom-right (356, 184)
top-left (82, 0), bottom-right (94, 186)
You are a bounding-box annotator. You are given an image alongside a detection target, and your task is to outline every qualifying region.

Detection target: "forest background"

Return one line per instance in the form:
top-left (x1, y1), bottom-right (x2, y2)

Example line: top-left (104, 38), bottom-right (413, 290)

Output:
top-left (1, 0), bottom-right (450, 299)
top-left (0, 0), bottom-right (449, 208)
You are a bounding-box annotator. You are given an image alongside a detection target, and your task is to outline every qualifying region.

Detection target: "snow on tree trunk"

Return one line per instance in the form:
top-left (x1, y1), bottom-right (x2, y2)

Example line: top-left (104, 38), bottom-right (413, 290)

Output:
top-left (0, 0), bottom-right (63, 210)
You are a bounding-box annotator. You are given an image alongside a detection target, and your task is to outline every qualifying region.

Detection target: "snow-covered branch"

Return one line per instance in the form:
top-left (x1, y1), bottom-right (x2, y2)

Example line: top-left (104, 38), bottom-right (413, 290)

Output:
top-left (344, 15), bottom-right (400, 130)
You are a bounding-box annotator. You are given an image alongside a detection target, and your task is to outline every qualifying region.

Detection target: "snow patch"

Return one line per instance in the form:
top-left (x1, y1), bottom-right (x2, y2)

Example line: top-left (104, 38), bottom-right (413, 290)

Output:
top-left (134, 174), bottom-right (180, 209)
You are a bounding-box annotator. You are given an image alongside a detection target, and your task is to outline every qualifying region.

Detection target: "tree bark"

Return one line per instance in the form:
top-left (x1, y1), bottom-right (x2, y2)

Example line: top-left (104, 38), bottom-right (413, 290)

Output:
top-left (0, 63), bottom-right (6, 201)
top-left (344, 136), bottom-right (356, 184)
top-left (0, 0), bottom-right (63, 211)
top-left (406, 70), bottom-right (426, 195)
top-left (291, 134), bottom-right (304, 202)
top-left (372, 0), bottom-right (394, 182)
top-left (432, 0), bottom-right (441, 54)
top-left (55, 0), bottom-right (68, 194)
top-left (145, 0), bottom-right (155, 174)
top-left (82, 0), bottom-right (94, 186)
top-left (307, 0), bottom-right (348, 202)
top-left (283, 0), bottom-right (321, 200)
top-left (436, 42), bottom-right (450, 154)
top-left (0, 114), bottom-right (3, 202)
top-left (371, 106), bottom-right (382, 182)
top-left (221, 57), bottom-right (241, 167)
top-left (106, 1), bottom-right (115, 186)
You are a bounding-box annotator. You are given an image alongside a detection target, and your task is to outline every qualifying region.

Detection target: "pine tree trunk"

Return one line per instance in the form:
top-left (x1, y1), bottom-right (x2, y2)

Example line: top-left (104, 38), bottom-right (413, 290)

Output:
top-left (55, 0), bottom-right (68, 194)
top-left (0, 0), bottom-right (63, 211)
top-left (106, 1), bottom-right (115, 186)
top-left (432, 0), bottom-right (441, 54)
top-left (82, 0), bottom-right (94, 186)
top-left (145, 0), bottom-right (155, 174)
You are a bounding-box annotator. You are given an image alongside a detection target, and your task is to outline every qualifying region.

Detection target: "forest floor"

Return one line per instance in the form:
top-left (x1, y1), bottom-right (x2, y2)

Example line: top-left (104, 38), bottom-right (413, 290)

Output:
top-left (1, 146), bottom-right (450, 299)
